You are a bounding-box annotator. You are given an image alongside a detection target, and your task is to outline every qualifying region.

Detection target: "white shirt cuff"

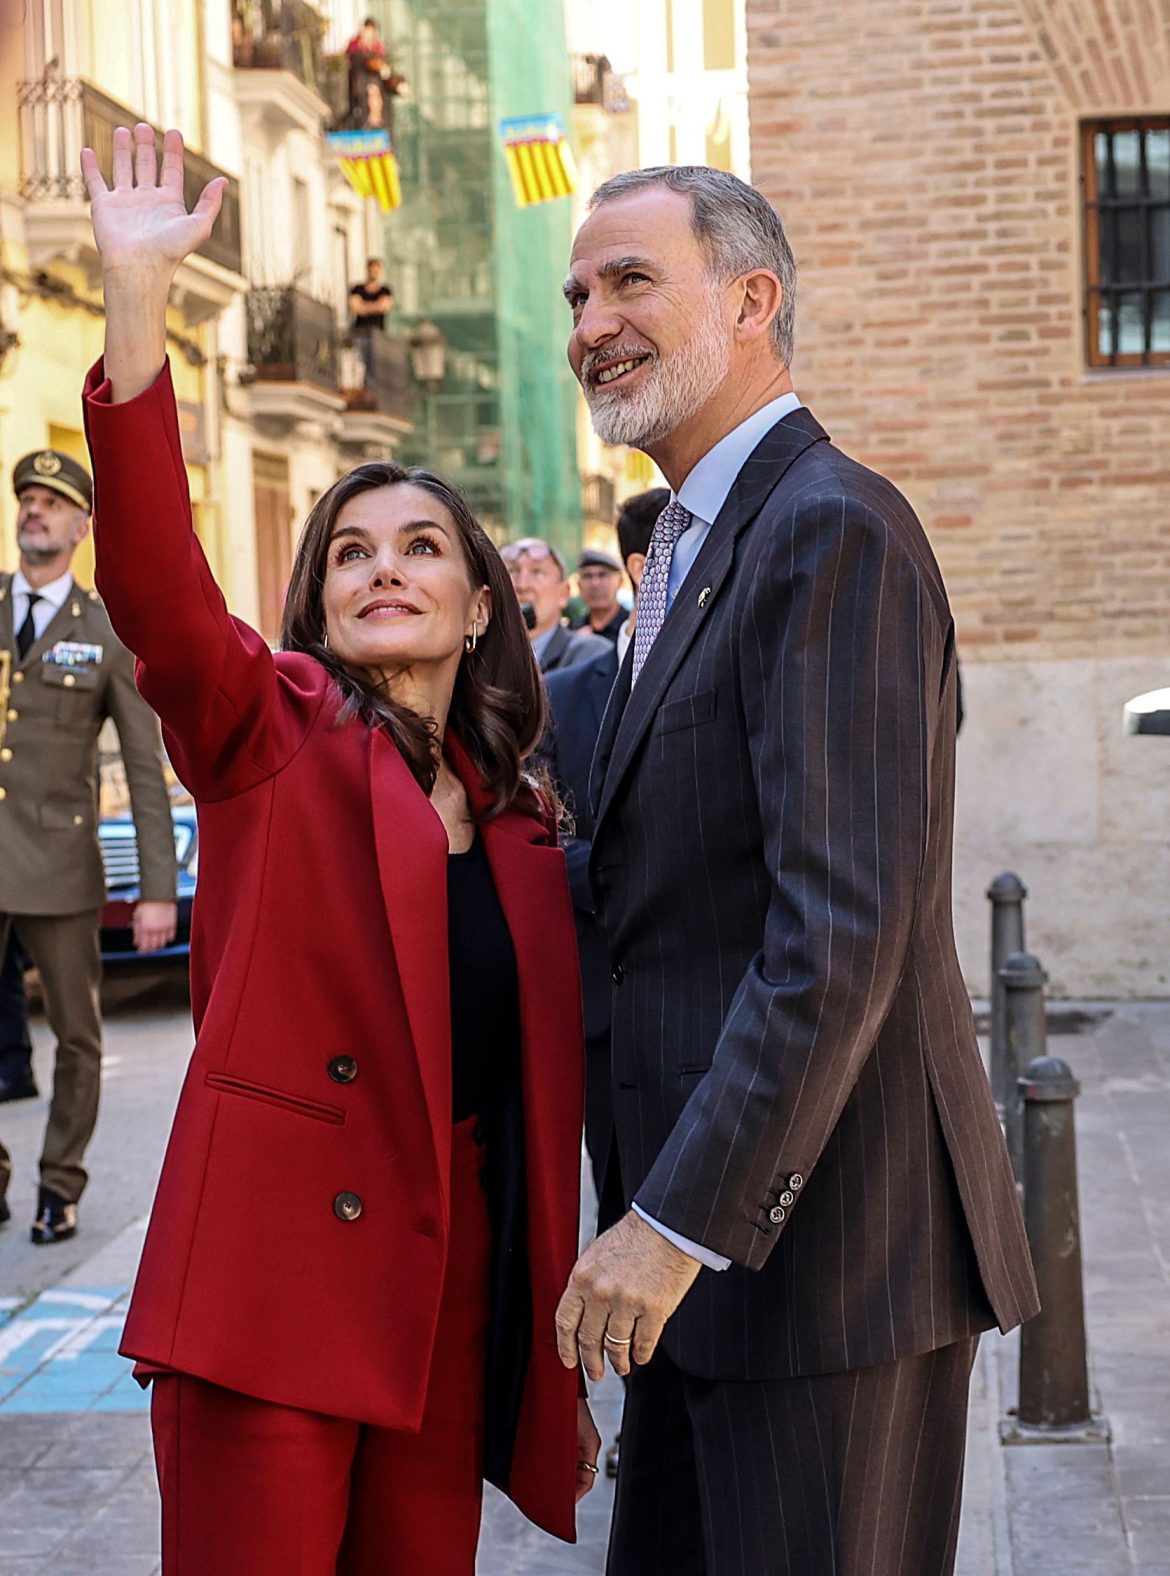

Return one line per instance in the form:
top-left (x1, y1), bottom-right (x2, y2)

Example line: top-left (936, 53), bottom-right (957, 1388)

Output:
top-left (632, 1203), bottom-right (731, 1271)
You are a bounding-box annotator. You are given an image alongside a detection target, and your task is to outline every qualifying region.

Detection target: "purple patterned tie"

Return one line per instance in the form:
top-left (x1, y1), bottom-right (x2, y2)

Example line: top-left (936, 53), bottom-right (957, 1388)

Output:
top-left (631, 498), bottom-right (691, 683)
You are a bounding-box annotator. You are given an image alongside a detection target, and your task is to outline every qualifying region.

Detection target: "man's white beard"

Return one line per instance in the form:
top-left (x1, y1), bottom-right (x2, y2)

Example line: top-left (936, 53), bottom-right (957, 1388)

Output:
top-left (584, 295), bottom-right (730, 449)
top-left (17, 534), bottom-right (64, 568)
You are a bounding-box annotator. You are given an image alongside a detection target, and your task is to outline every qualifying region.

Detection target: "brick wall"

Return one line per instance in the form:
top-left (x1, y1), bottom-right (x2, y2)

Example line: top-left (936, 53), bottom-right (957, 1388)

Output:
top-left (747, 0), bottom-right (1170, 995)
top-left (747, 0), bottom-right (1170, 662)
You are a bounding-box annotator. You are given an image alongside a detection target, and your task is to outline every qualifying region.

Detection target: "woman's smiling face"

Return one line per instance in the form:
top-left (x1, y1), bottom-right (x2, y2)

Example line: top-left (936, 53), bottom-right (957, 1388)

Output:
top-left (322, 483), bottom-right (490, 683)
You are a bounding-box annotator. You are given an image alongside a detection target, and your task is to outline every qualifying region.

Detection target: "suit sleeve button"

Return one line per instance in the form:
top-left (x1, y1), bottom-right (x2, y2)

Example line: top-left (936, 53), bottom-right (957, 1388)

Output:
top-left (778, 1190), bottom-right (795, 1207)
top-left (788, 1173), bottom-right (804, 1190)
top-left (768, 1205), bottom-right (786, 1224)
top-left (333, 1192), bottom-right (363, 1221)
top-left (328, 1056), bottom-right (358, 1084)
top-left (0, 748), bottom-right (11, 762)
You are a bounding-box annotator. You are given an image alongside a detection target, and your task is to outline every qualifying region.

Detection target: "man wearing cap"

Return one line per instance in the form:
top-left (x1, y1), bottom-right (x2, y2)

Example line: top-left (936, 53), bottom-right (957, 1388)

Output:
top-left (501, 536), bottom-right (610, 673)
top-left (570, 546), bottom-right (627, 643)
top-left (0, 447), bottom-right (177, 1244)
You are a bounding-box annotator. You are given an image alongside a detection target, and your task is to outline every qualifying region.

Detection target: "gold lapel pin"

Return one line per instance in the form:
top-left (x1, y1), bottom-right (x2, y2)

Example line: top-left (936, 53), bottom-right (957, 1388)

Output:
top-left (697, 586), bottom-right (711, 608)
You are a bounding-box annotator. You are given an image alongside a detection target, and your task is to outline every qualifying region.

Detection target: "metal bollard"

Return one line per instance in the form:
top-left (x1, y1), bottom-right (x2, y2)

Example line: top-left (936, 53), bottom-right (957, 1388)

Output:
top-left (987, 873), bottom-right (1027, 1114)
top-left (1001, 1055), bottom-right (1110, 1445)
top-left (999, 952), bottom-right (1045, 1187)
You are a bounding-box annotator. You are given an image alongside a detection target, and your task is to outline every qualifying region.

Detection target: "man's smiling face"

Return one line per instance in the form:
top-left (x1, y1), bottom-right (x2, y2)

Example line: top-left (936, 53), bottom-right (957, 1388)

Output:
top-left (564, 187), bottom-right (732, 451)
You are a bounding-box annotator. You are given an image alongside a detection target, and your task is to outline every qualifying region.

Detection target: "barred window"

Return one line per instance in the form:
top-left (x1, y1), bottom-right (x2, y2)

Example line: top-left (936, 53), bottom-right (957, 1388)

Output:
top-left (1082, 119), bottom-right (1170, 368)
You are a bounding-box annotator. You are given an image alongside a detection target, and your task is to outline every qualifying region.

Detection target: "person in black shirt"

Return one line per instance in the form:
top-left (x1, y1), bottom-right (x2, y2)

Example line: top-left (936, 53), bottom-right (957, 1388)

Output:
top-left (348, 258), bottom-right (394, 390)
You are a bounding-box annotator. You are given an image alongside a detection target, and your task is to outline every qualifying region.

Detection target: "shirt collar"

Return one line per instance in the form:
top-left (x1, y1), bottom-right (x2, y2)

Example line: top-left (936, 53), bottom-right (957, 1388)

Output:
top-left (675, 392), bottom-right (803, 527)
top-left (616, 616), bottom-right (634, 668)
top-left (12, 567), bottom-right (73, 611)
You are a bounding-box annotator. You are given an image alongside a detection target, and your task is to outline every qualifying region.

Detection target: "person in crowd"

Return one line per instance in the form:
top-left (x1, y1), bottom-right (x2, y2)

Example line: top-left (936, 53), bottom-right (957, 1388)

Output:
top-left (0, 448), bottom-right (176, 1243)
top-left (501, 537), bottom-right (609, 673)
top-left (540, 489), bottom-right (666, 1209)
top-left (80, 124), bottom-right (596, 1574)
top-left (569, 546), bottom-right (626, 643)
top-left (555, 164), bottom-right (1039, 1576)
top-left (0, 935), bottom-right (36, 1103)
top-left (344, 16), bottom-right (407, 132)
top-left (348, 258), bottom-right (394, 393)
top-left (537, 486), bottom-right (665, 1482)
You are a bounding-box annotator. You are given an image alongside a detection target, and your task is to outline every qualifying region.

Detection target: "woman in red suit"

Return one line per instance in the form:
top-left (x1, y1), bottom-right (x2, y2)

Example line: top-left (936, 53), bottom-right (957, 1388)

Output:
top-left (80, 125), bottom-right (598, 1573)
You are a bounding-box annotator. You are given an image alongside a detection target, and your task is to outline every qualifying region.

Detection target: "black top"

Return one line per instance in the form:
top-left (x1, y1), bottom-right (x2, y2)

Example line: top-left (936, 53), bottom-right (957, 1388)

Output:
top-left (448, 833), bottom-right (521, 1122)
top-left (350, 281), bottom-right (393, 331)
top-left (569, 605), bottom-right (627, 643)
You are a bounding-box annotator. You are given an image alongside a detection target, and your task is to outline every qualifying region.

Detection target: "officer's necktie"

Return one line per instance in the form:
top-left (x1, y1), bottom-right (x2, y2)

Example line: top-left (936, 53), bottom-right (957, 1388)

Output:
top-left (15, 593), bottom-right (42, 659)
top-left (631, 499), bottom-right (691, 684)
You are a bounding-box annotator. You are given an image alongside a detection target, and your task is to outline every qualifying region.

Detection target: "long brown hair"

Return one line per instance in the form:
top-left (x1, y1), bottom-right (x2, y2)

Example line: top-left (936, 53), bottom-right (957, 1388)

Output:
top-left (281, 461), bottom-right (547, 820)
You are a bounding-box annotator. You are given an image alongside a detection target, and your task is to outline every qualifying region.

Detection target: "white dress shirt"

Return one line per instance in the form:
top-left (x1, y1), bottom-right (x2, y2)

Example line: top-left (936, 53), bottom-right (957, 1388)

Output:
top-left (11, 568), bottom-right (73, 644)
top-left (631, 392), bottom-right (803, 1272)
top-left (666, 392), bottom-right (803, 609)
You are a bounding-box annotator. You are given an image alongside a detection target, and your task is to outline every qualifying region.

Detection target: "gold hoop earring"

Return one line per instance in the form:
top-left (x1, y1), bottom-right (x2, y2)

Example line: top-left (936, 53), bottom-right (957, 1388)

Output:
top-left (464, 621), bottom-right (478, 655)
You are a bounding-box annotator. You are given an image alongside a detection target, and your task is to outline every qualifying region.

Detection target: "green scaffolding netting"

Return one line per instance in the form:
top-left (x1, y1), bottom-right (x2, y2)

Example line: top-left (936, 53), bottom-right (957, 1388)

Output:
top-left (375, 0), bottom-right (582, 554)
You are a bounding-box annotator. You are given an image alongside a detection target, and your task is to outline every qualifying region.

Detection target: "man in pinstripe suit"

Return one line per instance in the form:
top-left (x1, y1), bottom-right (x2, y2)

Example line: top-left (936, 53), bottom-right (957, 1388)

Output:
top-left (553, 168), bottom-right (1039, 1576)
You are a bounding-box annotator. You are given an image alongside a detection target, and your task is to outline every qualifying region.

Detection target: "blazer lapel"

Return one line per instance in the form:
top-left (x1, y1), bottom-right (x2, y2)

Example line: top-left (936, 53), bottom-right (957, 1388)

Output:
top-left (593, 410), bottom-right (829, 838)
top-left (368, 727), bottom-right (453, 1220)
top-left (0, 577), bottom-right (13, 657)
top-left (540, 625), bottom-right (569, 672)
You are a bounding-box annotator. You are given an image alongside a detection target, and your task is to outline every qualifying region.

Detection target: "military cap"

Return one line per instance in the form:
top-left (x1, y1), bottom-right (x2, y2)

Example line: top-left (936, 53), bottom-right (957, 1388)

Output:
top-left (577, 546), bottom-right (623, 573)
top-left (13, 449), bottom-right (93, 514)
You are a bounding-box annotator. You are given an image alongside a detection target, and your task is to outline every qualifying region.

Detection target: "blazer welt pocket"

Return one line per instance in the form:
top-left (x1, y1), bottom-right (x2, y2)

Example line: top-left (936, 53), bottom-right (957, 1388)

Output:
top-left (653, 689), bottom-right (717, 737)
top-left (40, 662), bottom-right (102, 691)
top-left (204, 1071), bottom-right (346, 1126)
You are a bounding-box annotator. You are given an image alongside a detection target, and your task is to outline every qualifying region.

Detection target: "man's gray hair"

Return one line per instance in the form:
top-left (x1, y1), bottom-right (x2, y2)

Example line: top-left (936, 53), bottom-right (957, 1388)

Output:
top-left (588, 166), bottom-right (797, 366)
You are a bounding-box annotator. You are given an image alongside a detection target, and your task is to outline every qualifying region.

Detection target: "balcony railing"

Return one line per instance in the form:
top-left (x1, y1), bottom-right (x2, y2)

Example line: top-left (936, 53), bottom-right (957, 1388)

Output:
top-left (232, 0), bottom-right (328, 98)
top-left (582, 473), bottom-right (617, 523)
top-left (572, 54), bottom-right (630, 113)
top-left (343, 331), bottom-right (411, 425)
top-left (17, 75), bottom-right (242, 276)
top-left (246, 286), bottom-right (338, 392)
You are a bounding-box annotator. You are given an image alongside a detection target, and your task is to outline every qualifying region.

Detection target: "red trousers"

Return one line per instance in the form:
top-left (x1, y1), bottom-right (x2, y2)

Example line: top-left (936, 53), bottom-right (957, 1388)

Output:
top-left (149, 1118), bottom-right (492, 1575)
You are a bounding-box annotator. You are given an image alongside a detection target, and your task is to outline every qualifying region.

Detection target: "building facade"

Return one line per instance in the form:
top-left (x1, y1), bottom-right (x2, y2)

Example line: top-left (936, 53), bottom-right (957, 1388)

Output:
top-left (2, 2), bottom-right (412, 645)
top-left (0, 0), bottom-right (232, 589)
top-left (748, 0), bottom-right (1170, 994)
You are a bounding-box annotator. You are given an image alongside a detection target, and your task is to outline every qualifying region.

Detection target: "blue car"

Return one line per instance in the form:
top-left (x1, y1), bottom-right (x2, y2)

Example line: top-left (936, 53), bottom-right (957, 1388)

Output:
top-left (98, 804), bottom-right (198, 962)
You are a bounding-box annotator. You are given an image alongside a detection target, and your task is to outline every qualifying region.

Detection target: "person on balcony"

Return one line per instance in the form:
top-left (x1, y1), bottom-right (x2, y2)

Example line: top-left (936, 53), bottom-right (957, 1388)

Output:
top-left (349, 257), bottom-right (394, 395)
top-left (345, 16), bottom-right (407, 132)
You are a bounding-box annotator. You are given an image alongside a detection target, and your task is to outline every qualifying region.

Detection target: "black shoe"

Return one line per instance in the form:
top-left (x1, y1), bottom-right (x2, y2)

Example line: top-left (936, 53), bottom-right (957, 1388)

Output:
top-left (0, 1072), bottom-right (39, 1103)
top-left (0, 1197), bottom-right (9, 1227)
top-left (605, 1433), bottom-right (621, 1479)
top-left (30, 1187), bottom-right (77, 1245)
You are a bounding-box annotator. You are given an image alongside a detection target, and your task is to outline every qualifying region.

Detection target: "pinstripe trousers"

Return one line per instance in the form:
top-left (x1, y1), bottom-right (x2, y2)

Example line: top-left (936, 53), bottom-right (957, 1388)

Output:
top-left (607, 1336), bottom-right (979, 1576)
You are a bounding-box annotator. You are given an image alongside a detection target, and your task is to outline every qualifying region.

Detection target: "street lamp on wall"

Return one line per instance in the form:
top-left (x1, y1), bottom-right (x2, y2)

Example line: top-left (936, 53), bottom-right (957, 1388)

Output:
top-left (408, 318), bottom-right (446, 391)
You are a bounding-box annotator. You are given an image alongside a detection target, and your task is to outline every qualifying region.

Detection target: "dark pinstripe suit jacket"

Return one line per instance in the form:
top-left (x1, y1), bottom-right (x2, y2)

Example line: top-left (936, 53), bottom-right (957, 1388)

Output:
top-left (589, 410), bottom-right (1038, 1382)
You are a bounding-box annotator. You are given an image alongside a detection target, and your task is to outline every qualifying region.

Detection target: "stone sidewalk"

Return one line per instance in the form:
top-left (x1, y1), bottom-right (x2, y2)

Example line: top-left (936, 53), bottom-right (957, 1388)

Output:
top-left (1, 999), bottom-right (1168, 1572)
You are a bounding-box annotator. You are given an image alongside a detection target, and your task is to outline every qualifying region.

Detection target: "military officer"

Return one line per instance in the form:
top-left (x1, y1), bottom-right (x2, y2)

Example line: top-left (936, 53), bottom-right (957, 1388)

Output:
top-left (0, 447), bottom-right (177, 1243)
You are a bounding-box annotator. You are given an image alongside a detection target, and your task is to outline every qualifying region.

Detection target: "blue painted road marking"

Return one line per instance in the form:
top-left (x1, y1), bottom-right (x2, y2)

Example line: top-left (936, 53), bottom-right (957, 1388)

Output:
top-left (0, 1288), bottom-right (146, 1413)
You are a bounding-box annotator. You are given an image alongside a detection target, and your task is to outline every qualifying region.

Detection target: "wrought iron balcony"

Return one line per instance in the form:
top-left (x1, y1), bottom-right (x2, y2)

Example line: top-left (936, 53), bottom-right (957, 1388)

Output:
top-left (572, 54), bottom-right (629, 113)
top-left (17, 75), bottom-right (242, 278)
top-left (232, 0), bottom-right (328, 98)
top-left (342, 331), bottom-right (412, 427)
top-left (245, 286), bottom-right (338, 393)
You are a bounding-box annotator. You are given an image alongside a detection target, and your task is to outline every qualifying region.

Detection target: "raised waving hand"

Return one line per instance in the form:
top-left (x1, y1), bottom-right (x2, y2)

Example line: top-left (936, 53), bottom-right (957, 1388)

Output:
top-left (81, 125), bottom-right (226, 401)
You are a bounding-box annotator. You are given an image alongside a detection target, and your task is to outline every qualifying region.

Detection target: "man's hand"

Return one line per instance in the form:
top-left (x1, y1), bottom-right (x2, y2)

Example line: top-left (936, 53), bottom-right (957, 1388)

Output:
top-left (555, 1210), bottom-right (702, 1381)
top-left (133, 900), bottom-right (177, 953)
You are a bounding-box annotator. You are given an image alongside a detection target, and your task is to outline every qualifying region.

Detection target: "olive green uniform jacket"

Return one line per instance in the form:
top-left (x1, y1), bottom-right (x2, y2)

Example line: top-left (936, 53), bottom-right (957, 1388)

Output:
top-left (0, 573), bottom-right (176, 916)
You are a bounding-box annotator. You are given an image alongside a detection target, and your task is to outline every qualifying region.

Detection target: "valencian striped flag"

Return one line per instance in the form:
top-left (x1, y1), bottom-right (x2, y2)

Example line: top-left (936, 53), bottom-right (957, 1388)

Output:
top-left (499, 115), bottom-right (578, 208)
top-left (326, 129), bottom-right (403, 213)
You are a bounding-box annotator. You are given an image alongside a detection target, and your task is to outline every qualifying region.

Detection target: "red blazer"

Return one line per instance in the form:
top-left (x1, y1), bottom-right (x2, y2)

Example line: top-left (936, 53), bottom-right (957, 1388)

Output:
top-left (82, 361), bottom-right (585, 1542)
